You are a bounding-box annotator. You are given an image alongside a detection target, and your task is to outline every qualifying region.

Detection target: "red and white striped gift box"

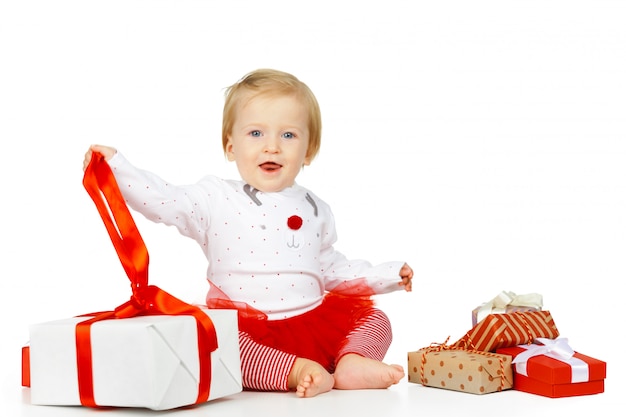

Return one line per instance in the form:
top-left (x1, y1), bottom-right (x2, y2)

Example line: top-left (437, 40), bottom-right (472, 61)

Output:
top-left (454, 310), bottom-right (559, 352)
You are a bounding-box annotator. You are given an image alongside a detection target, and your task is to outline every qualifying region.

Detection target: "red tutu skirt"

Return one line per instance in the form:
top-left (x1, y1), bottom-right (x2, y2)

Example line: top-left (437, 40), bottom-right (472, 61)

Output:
top-left (209, 292), bottom-right (374, 372)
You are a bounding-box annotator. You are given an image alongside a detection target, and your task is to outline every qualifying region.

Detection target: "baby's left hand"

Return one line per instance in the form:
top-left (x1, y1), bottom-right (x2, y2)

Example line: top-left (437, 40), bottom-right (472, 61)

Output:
top-left (399, 263), bottom-right (413, 292)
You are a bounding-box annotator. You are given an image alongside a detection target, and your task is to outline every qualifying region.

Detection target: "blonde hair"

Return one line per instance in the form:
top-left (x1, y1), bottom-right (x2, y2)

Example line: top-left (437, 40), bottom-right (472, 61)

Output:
top-left (222, 69), bottom-right (322, 161)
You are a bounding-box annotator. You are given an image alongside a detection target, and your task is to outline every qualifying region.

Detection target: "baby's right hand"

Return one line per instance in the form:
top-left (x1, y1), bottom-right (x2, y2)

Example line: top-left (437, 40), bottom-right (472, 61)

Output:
top-left (83, 144), bottom-right (117, 171)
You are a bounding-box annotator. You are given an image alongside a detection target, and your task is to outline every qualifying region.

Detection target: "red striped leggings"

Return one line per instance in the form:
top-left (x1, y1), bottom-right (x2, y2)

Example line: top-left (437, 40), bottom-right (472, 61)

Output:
top-left (238, 307), bottom-right (393, 391)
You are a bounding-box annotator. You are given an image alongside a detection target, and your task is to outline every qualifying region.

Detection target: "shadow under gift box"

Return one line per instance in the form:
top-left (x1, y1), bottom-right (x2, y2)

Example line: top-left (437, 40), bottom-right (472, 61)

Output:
top-left (496, 345), bottom-right (606, 398)
top-left (23, 308), bottom-right (242, 410)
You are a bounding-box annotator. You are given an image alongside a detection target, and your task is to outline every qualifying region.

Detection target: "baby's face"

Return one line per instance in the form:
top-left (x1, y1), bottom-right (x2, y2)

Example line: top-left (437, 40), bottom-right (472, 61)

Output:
top-left (226, 94), bottom-right (311, 192)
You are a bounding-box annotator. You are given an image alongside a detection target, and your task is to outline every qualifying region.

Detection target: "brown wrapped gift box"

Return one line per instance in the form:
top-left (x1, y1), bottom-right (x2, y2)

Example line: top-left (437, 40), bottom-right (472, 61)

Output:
top-left (408, 348), bottom-right (513, 394)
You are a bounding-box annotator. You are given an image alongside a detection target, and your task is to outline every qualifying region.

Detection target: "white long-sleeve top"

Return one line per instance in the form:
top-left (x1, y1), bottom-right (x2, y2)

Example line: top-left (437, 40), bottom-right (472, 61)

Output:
top-left (107, 152), bottom-right (405, 320)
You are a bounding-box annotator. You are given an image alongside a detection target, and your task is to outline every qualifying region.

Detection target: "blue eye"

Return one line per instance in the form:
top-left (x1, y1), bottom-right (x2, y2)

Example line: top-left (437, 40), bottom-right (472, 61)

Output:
top-left (282, 132), bottom-right (295, 139)
top-left (250, 130), bottom-right (261, 137)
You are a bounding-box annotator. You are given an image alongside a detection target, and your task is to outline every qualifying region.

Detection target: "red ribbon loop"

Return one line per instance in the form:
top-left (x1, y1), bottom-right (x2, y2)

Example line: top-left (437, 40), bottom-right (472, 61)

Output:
top-left (77, 152), bottom-right (217, 407)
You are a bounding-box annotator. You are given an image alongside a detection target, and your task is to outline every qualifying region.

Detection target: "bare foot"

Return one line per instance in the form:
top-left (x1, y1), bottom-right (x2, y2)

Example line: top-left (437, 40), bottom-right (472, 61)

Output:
top-left (333, 354), bottom-right (405, 390)
top-left (288, 358), bottom-right (335, 398)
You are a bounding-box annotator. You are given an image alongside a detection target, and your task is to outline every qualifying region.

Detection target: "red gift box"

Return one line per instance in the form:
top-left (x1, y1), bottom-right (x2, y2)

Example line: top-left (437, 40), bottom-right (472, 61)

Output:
top-left (496, 338), bottom-right (606, 398)
top-left (22, 346), bottom-right (30, 387)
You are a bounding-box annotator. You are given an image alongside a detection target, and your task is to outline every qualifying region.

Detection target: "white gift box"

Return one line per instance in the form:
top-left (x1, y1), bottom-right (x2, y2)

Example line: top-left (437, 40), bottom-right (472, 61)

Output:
top-left (27, 308), bottom-right (241, 410)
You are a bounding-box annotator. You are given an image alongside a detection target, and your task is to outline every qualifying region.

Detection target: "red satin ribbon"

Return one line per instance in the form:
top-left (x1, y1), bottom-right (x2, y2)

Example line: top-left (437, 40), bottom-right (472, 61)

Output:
top-left (78, 152), bottom-right (218, 407)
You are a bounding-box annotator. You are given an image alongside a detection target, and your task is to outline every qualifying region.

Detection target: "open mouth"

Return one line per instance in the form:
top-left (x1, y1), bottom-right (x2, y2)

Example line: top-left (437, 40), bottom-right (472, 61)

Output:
top-left (259, 162), bottom-right (282, 172)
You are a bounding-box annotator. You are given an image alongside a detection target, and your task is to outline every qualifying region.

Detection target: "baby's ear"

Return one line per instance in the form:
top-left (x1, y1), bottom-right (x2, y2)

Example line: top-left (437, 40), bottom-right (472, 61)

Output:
top-left (225, 138), bottom-right (236, 161)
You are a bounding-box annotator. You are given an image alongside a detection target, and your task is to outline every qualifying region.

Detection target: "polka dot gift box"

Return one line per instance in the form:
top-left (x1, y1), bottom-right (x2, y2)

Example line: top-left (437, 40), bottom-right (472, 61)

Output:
top-left (408, 348), bottom-right (514, 394)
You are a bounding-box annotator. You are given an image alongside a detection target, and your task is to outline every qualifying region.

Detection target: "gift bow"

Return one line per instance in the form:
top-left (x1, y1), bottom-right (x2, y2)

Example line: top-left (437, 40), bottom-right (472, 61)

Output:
top-left (512, 337), bottom-right (590, 383)
top-left (475, 291), bottom-right (543, 324)
top-left (78, 152), bottom-right (218, 407)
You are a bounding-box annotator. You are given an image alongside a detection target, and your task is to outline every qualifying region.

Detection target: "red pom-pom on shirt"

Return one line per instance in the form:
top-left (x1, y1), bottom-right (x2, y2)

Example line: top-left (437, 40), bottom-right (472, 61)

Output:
top-left (287, 215), bottom-right (303, 230)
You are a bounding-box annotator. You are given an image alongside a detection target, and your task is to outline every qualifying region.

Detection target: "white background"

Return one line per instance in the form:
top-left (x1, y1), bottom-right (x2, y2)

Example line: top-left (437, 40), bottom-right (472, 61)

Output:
top-left (1, 0), bottom-right (625, 415)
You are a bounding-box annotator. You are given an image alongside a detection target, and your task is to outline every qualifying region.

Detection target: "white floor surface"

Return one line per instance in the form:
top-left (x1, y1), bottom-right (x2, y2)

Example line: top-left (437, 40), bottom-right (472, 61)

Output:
top-left (3, 375), bottom-right (620, 417)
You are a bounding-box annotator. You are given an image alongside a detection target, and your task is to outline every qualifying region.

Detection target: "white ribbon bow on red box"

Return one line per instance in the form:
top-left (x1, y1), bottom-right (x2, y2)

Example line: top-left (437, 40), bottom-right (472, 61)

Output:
top-left (512, 337), bottom-right (590, 383)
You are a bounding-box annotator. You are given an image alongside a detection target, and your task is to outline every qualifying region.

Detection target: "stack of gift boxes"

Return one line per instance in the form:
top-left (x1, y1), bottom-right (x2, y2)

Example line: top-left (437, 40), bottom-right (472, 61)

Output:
top-left (408, 291), bottom-right (607, 398)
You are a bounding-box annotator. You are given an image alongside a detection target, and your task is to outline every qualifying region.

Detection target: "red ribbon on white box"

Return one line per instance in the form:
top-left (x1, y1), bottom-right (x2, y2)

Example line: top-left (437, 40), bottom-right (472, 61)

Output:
top-left (80, 153), bottom-right (218, 407)
top-left (512, 337), bottom-right (589, 383)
